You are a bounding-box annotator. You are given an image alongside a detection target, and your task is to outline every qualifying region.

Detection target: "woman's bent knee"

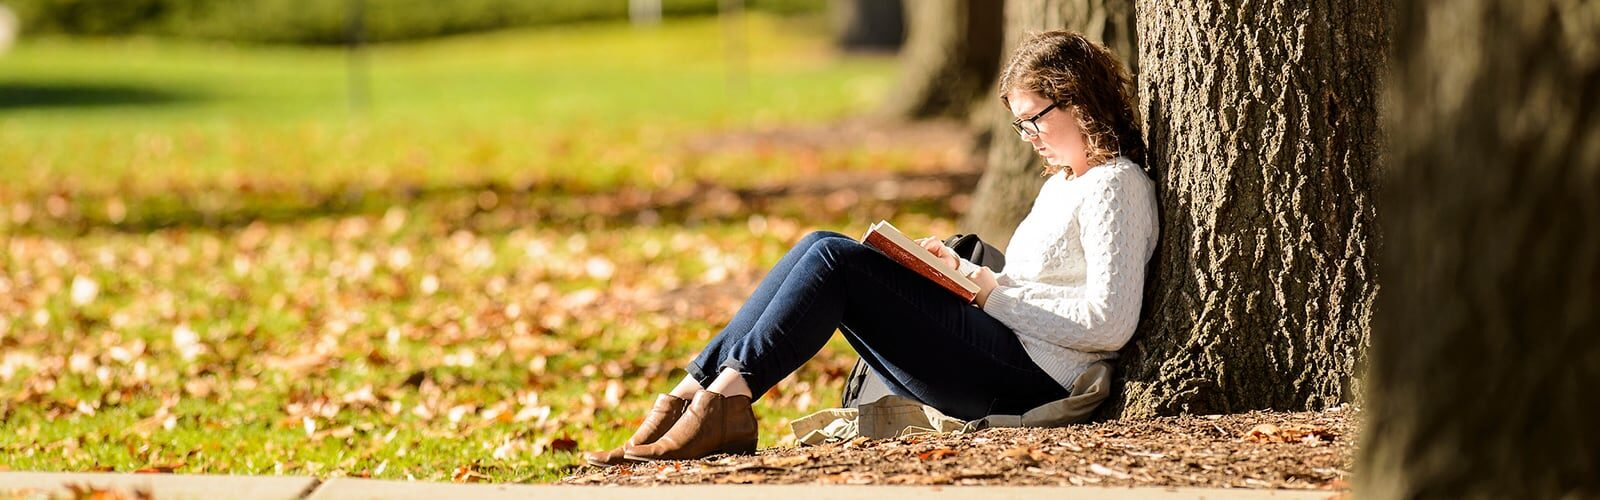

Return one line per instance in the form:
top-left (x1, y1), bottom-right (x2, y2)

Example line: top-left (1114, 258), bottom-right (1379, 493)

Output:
top-left (798, 230), bottom-right (852, 252)
top-left (801, 230), bottom-right (851, 244)
top-left (808, 235), bottom-right (872, 263)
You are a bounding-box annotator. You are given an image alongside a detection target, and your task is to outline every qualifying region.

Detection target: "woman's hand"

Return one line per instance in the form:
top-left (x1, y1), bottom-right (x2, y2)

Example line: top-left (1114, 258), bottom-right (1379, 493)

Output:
top-left (914, 236), bottom-right (960, 270)
top-left (972, 267), bottom-right (1000, 308)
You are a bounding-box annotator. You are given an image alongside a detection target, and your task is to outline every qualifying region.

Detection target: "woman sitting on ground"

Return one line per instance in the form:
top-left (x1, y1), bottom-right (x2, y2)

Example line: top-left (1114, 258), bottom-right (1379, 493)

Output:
top-left (586, 30), bottom-right (1158, 465)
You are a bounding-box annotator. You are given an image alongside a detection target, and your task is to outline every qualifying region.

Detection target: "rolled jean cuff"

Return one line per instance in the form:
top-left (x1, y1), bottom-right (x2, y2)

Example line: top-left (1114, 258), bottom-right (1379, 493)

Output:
top-left (685, 360), bottom-right (715, 388)
top-left (685, 357), bottom-right (757, 389)
top-left (719, 358), bottom-right (752, 378)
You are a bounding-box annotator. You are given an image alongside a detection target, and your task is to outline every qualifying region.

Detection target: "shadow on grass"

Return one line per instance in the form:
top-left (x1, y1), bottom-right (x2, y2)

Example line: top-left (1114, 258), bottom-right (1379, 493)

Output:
top-left (0, 82), bottom-right (198, 110)
top-left (4, 171), bottom-right (981, 236)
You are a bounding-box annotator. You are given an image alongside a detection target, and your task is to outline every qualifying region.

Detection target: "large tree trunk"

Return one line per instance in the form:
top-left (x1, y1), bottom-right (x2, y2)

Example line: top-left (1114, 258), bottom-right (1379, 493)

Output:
top-left (1109, 0), bottom-right (1387, 418)
top-left (959, 0), bottom-right (1137, 249)
top-left (1357, 1), bottom-right (1600, 497)
top-left (878, 0), bottom-right (1004, 121)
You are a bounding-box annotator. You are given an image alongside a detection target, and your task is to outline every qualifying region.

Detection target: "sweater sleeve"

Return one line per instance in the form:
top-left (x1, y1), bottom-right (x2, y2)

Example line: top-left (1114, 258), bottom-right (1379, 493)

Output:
top-left (995, 271), bottom-right (1018, 287)
top-left (980, 171), bottom-right (1154, 353)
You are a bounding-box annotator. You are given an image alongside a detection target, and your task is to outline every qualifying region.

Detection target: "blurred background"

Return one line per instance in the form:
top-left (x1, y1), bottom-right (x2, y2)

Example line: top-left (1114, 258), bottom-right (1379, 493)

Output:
top-left (0, 0), bottom-right (981, 482)
top-left (0, 0), bottom-right (975, 201)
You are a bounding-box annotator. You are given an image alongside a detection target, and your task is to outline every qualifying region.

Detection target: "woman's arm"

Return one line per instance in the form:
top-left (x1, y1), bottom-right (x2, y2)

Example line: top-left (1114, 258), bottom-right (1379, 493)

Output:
top-left (980, 171), bottom-right (1156, 353)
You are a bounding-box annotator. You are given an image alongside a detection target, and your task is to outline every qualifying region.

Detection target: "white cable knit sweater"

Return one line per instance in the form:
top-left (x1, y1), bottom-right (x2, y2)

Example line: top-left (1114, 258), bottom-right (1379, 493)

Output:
top-left (953, 156), bottom-right (1158, 390)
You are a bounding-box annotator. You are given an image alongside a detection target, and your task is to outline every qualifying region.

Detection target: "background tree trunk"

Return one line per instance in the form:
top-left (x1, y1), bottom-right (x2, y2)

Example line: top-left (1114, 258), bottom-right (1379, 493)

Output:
top-left (878, 0), bottom-right (1004, 121)
top-left (1357, 0), bottom-right (1600, 497)
top-left (832, 0), bottom-right (905, 52)
top-left (959, 0), bottom-right (1137, 250)
top-left (1108, 0), bottom-right (1387, 418)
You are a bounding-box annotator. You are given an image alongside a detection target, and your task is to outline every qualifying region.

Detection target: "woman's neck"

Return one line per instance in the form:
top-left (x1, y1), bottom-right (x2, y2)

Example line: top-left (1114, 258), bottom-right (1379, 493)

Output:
top-left (1066, 154), bottom-right (1097, 177)
top-left (1071, 155), bottom-right (1125, 177)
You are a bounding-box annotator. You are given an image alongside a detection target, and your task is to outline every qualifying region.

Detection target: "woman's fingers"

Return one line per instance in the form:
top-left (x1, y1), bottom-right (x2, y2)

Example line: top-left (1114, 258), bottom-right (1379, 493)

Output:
top-left (915, 237), bottom-right (960, 268)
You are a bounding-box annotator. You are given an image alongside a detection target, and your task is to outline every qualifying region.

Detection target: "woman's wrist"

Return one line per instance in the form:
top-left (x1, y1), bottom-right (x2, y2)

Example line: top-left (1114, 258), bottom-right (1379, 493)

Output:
top-left (954, 256), bottom-right (979, 277)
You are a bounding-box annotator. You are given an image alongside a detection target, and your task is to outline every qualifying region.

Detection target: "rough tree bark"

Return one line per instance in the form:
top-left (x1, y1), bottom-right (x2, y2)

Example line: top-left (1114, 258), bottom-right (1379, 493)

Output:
top-left (1109, 0), bottom-right (1387, 418)
top-left (959, 0), bottom-right (1137, 249)
top-left (1357, 1), bottom-right (1600, 497)
top-left (878, 0), bottom-right (1004, 120)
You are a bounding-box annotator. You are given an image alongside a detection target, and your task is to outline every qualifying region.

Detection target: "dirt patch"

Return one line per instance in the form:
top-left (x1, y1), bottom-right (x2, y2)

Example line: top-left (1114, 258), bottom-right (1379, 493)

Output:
top-left (565, 407), bottom-right (1356, 490)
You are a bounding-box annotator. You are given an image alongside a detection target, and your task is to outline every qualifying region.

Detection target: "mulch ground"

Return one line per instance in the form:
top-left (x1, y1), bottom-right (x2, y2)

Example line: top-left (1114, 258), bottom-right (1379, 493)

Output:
top-left (565, 406), bottom-right (1356, 490)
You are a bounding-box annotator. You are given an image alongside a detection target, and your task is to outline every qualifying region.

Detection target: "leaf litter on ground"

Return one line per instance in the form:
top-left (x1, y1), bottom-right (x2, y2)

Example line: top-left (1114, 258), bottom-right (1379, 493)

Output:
top-left (567, 407), bottom-right (1357, 490)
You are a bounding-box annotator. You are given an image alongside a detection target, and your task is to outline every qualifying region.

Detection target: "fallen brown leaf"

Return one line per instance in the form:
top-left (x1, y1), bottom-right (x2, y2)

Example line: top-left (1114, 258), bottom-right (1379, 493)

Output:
top-left (451, 465), bottom-right (489, 483)
top-left (1002, 445), bottom-right (1045, 465)
top-left (550, 436), bottom-right (579, 452)
top-left (1245, 423), bottom-right (1336, 444)
top-left (760, 454), bottom-right (812, 468)
top-left (1244, 423), bottom-right (1281, 442)
top-left (132, 462), bottom-right (183, 474)
top-left (917, 448), bottom-right (957, 461)
top-left (63, 483), bottom-right (152, 500)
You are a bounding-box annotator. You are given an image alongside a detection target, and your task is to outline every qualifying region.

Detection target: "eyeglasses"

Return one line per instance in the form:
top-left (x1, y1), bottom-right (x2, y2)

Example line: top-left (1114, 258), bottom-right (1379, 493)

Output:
top-left (1010, 102), bottom-right (1059, 139)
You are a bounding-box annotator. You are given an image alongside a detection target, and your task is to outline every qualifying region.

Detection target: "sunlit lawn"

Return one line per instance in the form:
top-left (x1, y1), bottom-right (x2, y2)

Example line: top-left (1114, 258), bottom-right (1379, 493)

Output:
top-left (0, 15), bottom-right (970, 482)
top-left (0, 13), bottom-right (907, 197)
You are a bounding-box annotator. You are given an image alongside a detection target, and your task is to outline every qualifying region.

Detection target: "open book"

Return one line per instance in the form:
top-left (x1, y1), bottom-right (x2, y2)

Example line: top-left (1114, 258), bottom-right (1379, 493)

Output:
top-left (861, 220), bottom-right (981, 302)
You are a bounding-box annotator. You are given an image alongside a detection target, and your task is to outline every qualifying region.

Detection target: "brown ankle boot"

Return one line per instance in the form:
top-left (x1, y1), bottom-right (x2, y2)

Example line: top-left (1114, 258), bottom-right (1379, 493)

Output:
top-left (583, 394), bottom-right (690, 467)
top-left (622, 390), bottom-right (758, 462)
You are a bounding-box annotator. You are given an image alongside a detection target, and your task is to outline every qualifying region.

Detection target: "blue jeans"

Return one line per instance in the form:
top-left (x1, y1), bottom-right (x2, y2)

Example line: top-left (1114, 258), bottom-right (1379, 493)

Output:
top-left (687, 230), bottom-right (1068, 420)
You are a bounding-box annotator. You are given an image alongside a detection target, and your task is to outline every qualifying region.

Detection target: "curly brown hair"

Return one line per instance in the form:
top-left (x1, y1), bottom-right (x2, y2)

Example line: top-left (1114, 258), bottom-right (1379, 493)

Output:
top-left (998, 30), bottom-right (1143, 176)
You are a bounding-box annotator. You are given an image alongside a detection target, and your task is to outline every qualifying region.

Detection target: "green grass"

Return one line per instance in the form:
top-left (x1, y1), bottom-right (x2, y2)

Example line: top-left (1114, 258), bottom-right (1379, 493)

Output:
top-left (0, 14), bottom-right (901, 196)
top-left (0, 193), bottom-right (963, 482)
top-left (0, 15), bottom-right (970, 483)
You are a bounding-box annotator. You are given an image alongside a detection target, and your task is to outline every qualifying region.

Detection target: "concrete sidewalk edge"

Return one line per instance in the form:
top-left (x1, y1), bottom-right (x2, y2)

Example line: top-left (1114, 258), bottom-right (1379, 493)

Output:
top-left (2, 472), bottom-right (1339, 500)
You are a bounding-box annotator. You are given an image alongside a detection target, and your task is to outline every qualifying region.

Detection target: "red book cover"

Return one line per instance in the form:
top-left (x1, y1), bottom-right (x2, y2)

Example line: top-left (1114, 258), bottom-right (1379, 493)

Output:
top-left (863, 229), bottom-right (979, 303)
